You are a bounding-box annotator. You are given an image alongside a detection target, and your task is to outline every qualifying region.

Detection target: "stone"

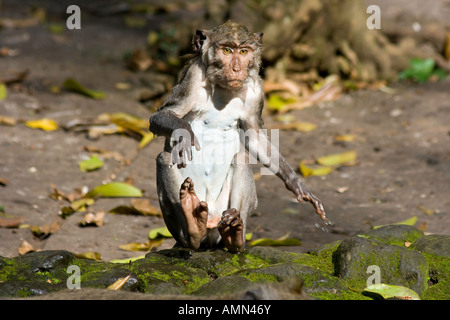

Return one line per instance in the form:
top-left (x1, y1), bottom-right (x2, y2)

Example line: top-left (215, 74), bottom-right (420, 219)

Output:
top-left (363, 225), bottom-right (424, 246)
top-left (410, 234), bottom-right (450, 258)
top-left (334, 236), bottom-right (428, 295)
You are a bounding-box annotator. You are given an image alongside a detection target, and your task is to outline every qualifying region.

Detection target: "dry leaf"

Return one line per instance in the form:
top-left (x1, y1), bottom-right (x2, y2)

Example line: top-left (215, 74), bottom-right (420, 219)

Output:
top-left (335, 134), bottom-right (356, 142)
top-left (18, 240), bottom-right (35, 255)
top-left (31, 221), bottom-right (60, 239)
top-left (79, 210), bottom-right (105, 227)
top-left (445, 32), bottom-right (450, 61)
top-left (107, 275), bottom-right (131, 290)
top-left (131, 198), bottom-right (161, 216)
top-left (0, 213), bottom-right (25, 228)
top-left (417, 205), bottom-right (435, 216)
top-left (0, 115), bottom-right (17, 126)
top-left (0, 177), bottom-right (9, 186)
top-left (119, 238), bottom-right (163, 252)
top-left (128, 48), bottom-right (152, 71)
top-left (74, 252), bottom-right (102, 260)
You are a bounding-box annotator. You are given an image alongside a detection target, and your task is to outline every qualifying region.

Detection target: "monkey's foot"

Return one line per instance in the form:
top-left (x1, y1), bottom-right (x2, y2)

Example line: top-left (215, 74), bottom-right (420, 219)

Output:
top-left (218, 208), bottom-right (244, 253)
top-left (180, 177), bottom-right (208, 250)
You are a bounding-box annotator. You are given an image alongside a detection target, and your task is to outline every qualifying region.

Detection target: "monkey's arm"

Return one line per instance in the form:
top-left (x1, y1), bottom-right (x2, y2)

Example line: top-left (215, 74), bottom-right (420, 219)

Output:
top-left (240, 98), bottom-right (327, 221)
top-left (149, 67), bottom-right (201, 168)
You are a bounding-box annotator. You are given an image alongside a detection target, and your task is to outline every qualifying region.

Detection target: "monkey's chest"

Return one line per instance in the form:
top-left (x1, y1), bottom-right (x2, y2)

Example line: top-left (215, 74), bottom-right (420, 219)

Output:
top-left (180, 106), bottom-right (242, 213)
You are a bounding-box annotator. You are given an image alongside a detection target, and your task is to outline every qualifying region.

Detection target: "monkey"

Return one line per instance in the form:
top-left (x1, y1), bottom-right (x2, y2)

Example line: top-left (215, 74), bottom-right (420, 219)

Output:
top-left (149, 20), bottom-right (330, 253)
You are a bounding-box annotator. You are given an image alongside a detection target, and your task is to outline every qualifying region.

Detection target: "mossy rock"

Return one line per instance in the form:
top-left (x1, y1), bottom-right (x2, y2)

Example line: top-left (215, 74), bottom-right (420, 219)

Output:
top-left (1, 226), bottom-right (449, 300)
top-left (410, 234), bottom-right (450, 258)
top-left (362, 225), bottom-right (424, 246)
top-left (333, 236), bottom-right (428, 295)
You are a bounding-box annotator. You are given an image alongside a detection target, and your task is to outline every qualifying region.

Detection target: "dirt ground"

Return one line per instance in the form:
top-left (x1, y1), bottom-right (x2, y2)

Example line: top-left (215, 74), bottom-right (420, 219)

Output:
top-left (0, 0), bottom-right (449, 261)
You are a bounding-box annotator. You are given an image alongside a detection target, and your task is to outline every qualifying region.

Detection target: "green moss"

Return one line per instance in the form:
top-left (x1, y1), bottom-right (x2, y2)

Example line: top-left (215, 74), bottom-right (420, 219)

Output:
top-left (240, 272), bottom-right (279, 283)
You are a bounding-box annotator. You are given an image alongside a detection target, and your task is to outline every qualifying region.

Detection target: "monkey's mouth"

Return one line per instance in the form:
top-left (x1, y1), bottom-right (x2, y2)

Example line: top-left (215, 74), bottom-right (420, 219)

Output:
top-left (226, 79), bottom-right (244, 89)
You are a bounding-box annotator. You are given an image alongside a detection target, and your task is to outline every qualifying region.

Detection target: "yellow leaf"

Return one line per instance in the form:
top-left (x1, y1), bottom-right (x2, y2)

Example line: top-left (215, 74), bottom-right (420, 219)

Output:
top-left (26, 118), bottom-right (58, 131)
top-left (0, 83), bottom-right (7, 100)
top-left (316, 150), bottom-right (357, 166)
top-left (299, 160), bottom-right (333, 178)
top-left (148, 226), bottom-right (172, 239)
top-left (74, 251), bottom-right (102, 260)
top-left (335, 134), bottom-right (356, 142)
top-left (138, 132), bottom-right (154, 149)
top-left (107, 275), bottom-right (131, 290)
top-left (373, 216), bottom-right (417, 229)
top-left (277, 121), bottom-right (317, 132)
top-left (119, 238), bottom-right (163, 252)
top-left (250, 233), bottom-right (301, 247)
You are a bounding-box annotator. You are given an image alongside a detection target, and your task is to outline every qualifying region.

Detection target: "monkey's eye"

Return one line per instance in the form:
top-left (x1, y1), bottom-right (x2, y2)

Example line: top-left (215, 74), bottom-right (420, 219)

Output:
top-left (222, 47), bottom-right (232, 55)
top-left (239, 49), bottom-right (248, 55)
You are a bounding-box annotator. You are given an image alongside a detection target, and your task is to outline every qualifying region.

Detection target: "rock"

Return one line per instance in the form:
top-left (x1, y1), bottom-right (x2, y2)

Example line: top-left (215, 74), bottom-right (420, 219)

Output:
top-left (410, 234), bottom-right (450, 258)
top-left (334, 236), bottom-right (428, 295)
top-left (1, 228), bottom-right (449, 299)
top-left (363, 225), bottom-right (424, 246)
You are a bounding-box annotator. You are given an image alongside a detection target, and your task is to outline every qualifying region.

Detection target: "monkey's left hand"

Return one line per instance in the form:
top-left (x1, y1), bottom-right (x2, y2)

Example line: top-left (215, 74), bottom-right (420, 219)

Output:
top-left (286, 177), bottom-right (328, 223)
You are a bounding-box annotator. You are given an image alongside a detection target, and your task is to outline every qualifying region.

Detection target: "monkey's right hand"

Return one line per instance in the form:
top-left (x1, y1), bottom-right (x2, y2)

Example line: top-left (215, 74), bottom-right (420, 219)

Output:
top-left (171, 127), bottom-right (201, 168)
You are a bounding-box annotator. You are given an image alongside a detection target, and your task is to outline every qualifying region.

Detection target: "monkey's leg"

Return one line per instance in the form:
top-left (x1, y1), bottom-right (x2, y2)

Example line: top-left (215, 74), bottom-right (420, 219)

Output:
top-left (179, 177), bottom-right (208, 250)
top-left (218, 160), bottom-right (257, 252)
top-left (156, 152), bottom-right (194, 249)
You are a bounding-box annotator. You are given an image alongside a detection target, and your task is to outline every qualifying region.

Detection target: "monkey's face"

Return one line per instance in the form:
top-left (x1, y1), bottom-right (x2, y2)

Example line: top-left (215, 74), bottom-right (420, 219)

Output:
top-left (207, 42), bottom-right (258, 91)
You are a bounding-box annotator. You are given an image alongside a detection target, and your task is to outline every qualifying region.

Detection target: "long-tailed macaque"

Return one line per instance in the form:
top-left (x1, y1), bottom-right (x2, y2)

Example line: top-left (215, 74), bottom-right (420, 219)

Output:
top-left (149, 21), bottom-right (329, 252)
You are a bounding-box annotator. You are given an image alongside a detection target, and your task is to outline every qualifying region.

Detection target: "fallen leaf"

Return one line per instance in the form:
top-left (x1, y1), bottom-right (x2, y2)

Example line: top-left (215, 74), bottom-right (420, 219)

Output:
top-left (148, 226), bottom-right (173, 240)
top-left (70, 198), bottom-right (95, 212)
top-left (316, 151), bottom-right (357, 166)
top-left (363, 283), bottom-right (420, 300)
top-left (299, 160), bottom-right (333, 178)
top-left (63, 78), bottom-right (105, 99)
top-left (84, 146), bottom-right (129, 165)
top-left (74, 252), bottom-right (102, 260)
top-left (0, 83), bottom-right (7, 100)
top-left (110, 255), bottom-right (146, 263)
top-left (131, 198), bottom-right (161, 216)
top-left (445, 32), bottom-right (450, 61)
top-left (335, 134), bottom-right (356, 142)
top-left (417, 205), bottom-right (435, 216)
top-left (119, 238), bottom-right (163, 252)
top-left (268, 121), bottom-right (317, 132)
top-left (79, 210), bottom-right (105, 227)
top-left (336, 186), bottom-right (349, 194)
top-left (78, 155), bottom-right (104, 172)
top-left (0, 212), bottom-right (25, 228)
top-left (250, 233), bottom-right (301, 247)
top-left (84, 182), bottom-right (143, 198)
top-left (127, 48), bottom-right (152, 71)
top-left (404, 242), bottom-right (412, 247)
top-left (31, 221), bottom-right (60, 239)
top-left (373, 216), bottom-right (417, 229)
top-left (18, 240), bottom-right (35, 255)
top-left (138, 132), bottom-right (154, 149)
top-left (280, 208), bottom-right (299, 215)
top-left (0, 115), bottom-right (16, 126)
top-left (0, 69), bottom-right (29, 84)
top-left (25, 118), bottom-right (58, 131)
top-left (266, 93), bottom-right (298, 112)
top-left (107, 275), bottom-right (131, 291)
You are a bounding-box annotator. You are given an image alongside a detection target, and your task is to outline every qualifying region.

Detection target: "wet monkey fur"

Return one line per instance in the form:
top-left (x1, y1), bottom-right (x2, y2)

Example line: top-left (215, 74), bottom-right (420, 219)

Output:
top-left (149, 21), bottom-right (330, 253)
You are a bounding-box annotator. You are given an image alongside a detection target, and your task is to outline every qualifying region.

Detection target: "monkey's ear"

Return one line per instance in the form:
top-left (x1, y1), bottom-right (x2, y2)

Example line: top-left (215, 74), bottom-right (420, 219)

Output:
top-left (192, 29), bottom-right (208, 53)
top-left (254, 32), bottom-right (264, 45)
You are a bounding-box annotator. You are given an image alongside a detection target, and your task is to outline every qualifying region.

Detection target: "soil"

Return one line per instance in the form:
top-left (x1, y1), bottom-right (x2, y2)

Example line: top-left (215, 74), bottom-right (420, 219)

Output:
top-left (0, 0), bottom-right (449, 262)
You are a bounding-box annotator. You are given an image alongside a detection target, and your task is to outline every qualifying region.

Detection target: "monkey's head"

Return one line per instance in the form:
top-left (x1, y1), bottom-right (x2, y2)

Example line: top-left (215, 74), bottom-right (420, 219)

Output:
top-left (192, 20), bottom-right (263, 91)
